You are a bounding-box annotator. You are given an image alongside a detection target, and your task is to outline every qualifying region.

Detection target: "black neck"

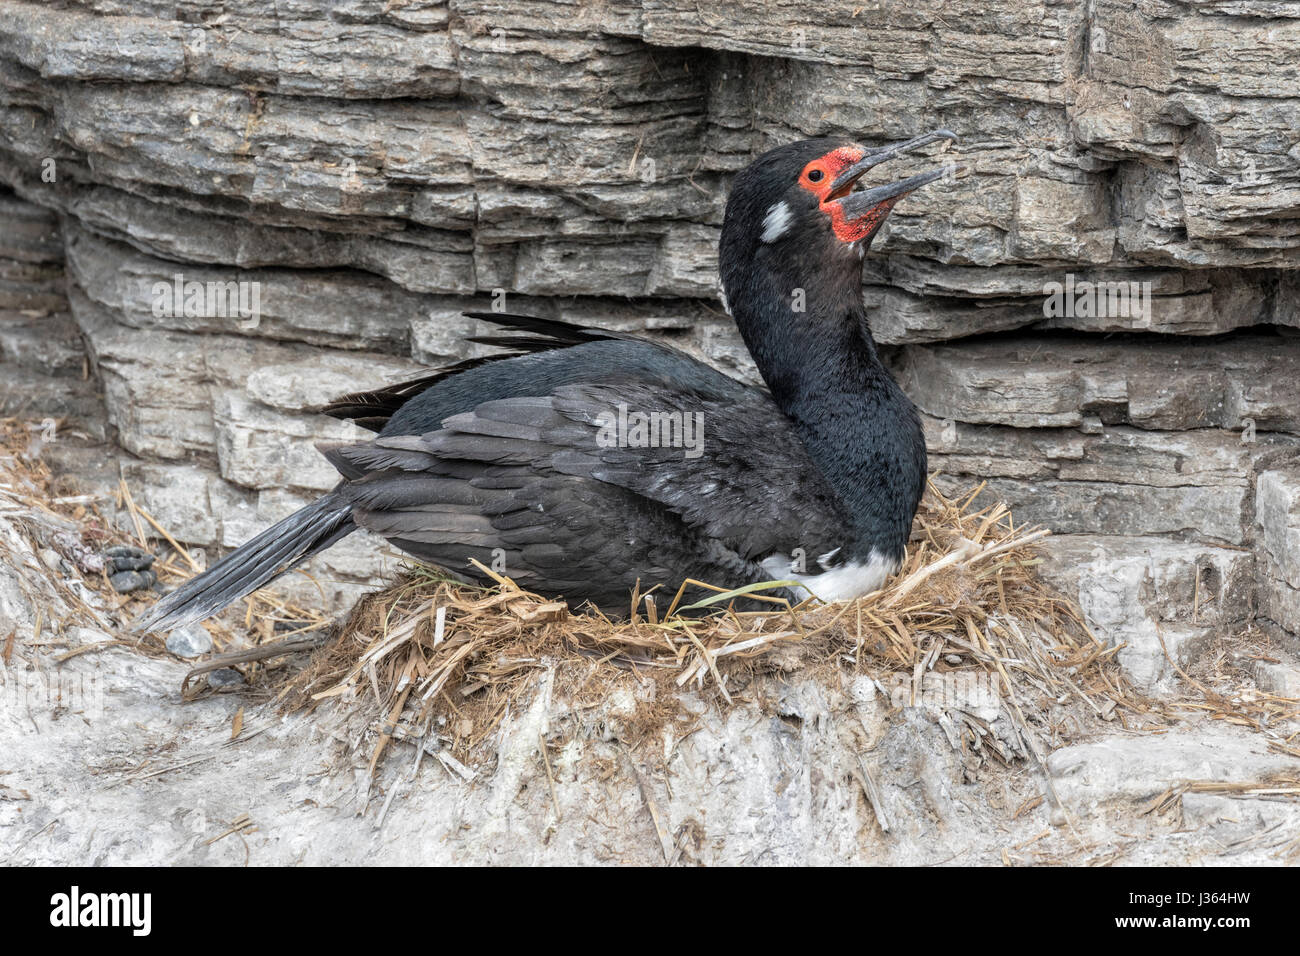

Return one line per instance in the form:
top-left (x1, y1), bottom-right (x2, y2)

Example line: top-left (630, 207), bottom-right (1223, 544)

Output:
top-left (724, 258), bottom-right (926, 560)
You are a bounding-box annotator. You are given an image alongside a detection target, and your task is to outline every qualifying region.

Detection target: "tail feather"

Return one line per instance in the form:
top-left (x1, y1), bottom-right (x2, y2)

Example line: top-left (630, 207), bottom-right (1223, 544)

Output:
top-left (135, 494), bottom-right (356, 632)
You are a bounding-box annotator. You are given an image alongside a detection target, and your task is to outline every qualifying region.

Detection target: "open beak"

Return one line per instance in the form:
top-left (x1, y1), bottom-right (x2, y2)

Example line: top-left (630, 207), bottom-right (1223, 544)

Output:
top-left (828, 129), bottom-right (966, 227)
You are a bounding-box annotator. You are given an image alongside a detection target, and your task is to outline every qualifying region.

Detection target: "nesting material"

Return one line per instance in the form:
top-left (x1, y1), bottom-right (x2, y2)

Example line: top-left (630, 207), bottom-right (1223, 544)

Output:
top-left (0, 417), bottom-right (329, 663)
top-left (8, 414), bottom-right (1297, 810)
top-left (275, 480), bottom-right (1141, 774)
top-left (1178, 627), bottom-right (1300, 757)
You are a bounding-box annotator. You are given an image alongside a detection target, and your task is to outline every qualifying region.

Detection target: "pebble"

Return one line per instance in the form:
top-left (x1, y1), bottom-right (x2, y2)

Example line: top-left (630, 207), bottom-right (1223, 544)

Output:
top-left (108, 569), bottom-right (157, 593)
top-left (206, 668), bottom-right (244, 688)
top-left (165, 625), bottom-right (212, 659)
top-left (104, 545), bottom-right (155, 573)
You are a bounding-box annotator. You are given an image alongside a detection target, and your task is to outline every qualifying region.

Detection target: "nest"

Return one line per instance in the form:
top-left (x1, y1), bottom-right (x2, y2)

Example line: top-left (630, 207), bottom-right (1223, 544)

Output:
top-left (268, 480), bottom-right (1144, 779)
top-left (10, 412), bottom-right (1297, 814)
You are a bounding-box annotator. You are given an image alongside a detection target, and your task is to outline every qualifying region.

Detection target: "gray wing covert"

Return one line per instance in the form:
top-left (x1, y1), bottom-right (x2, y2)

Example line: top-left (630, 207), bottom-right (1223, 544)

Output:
top-left (320, 382), bottom-right (849, 608)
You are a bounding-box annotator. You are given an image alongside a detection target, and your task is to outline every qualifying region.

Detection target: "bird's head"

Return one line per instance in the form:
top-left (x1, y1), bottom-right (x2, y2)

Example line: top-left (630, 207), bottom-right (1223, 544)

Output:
top-left (719, 130), bottom-right (962, 317)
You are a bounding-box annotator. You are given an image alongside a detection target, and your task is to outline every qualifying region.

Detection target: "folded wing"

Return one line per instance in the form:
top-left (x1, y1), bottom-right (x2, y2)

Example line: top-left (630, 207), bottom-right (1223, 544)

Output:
top-left (322, 381), bottom-right (851, 608)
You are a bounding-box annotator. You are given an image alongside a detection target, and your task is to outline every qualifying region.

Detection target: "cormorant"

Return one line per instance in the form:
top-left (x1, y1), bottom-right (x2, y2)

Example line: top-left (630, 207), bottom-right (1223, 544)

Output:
top-left (139, 130), bottom-right (961, 630)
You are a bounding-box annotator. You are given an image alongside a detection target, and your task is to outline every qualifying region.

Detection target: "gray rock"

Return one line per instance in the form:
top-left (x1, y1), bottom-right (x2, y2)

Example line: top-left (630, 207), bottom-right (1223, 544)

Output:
top-left (1255, 465), bottom-right (1300, 634)
top-left (1039, 535), bottom-right (1255, 692)
top-left (2, 1), bottom-right (1300, 650)
top-left (205, 668), bottom-right (244, 688)
top-left (1048, 726), bottom-right (1300, 813)
top-left (0, 360), bottom-right (104, 431)
top-left (891, 335), bottom-right (1300, 432)
top-left (0, 311), bottom-right (86, 372)
top-left (165, 626), bottom-right (213, 659)
top-left (213, 390), bottom-right (369, 493)
top-left (3, 0), bottom-right (1298, 323)
top-left (108, 569), bottom-right (156, 593)
top-left (925, 417), bottom-right (1290, 545)
top-left (1236, 653), bottom-right (1300, 698)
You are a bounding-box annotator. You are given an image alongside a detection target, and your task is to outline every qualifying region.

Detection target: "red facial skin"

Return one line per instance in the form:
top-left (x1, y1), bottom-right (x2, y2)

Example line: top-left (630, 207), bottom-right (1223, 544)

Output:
top-left (797, 146), bottom-right (899, 243)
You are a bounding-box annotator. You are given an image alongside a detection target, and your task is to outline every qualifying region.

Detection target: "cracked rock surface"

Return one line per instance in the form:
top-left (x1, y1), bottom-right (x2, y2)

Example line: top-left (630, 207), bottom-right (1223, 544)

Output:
top-left (2, 1), bottom-right (1300, 864)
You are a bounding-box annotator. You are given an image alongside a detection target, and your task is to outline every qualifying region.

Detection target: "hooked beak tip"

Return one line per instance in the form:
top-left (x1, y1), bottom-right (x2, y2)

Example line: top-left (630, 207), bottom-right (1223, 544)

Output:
top-left (830, 128), bottom-right (962, 193)
top-left (833, 161), bottom-right (966, 221)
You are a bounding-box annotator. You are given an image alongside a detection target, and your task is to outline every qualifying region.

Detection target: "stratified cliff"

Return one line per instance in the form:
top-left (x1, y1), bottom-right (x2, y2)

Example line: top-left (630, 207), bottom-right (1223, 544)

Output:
top-left (2, 1), bottom-right (1299, 688)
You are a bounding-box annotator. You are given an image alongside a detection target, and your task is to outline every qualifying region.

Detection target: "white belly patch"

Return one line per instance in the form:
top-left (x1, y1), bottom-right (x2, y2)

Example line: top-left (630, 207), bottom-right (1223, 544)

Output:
top-left (760, 549), bottom-right (900, 603)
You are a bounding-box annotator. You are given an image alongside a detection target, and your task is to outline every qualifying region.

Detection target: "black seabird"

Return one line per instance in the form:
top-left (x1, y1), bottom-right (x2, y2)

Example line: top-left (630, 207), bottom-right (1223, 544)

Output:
top-left (140, 130), bottom-right (961, 631)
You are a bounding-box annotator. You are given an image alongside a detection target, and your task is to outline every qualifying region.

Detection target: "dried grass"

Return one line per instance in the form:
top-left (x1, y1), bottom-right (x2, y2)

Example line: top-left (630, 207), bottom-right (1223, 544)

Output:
top-left (1180, 625), bottom-right (1300, 756)
top-left (8, 414), bottom-right (1296, 798)
top-left (0, 417), bottom-right (329, 664)
top-left (273, 480), bottom-right (1147, 776)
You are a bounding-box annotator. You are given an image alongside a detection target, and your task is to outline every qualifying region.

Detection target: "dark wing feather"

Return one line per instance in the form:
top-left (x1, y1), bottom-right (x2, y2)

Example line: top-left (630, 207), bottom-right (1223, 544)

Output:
top-left (460, 311), bottom-right (635, 348)
top-left (317, 360), bottom-right (490, 432)
top-left (328, 382), bottom-right (849, 609)
top-left (318, 312), bottom-right (632, 432)
top-left (545, 383), bottom-right (850, 560)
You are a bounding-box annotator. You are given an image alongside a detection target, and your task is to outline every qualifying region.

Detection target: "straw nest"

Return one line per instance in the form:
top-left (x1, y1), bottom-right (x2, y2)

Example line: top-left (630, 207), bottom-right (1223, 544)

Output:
top-left (251, 480), bottom-right (1152, 779)
top-left (15, 414), bottom-right (1297, 781)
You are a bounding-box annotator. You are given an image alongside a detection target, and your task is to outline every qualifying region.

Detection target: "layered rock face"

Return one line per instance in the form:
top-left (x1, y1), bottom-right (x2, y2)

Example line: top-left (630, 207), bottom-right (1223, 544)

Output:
top-left (2, 1), bottom-right (1299, 686)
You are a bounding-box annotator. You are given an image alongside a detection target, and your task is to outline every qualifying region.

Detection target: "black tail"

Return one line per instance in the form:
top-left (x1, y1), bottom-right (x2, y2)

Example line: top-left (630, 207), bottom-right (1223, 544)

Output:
top-left (135, 493), bottom-right (356, 632)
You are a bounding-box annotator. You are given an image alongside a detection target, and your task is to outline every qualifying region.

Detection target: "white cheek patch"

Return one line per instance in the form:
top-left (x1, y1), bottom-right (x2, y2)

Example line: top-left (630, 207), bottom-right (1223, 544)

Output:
top-left (761, 200), bottom-right (793, 244)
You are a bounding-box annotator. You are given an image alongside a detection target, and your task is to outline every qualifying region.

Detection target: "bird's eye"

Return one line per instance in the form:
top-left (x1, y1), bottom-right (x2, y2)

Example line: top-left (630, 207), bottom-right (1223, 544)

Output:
top-left (807, 168), bottom-right (825, 183)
